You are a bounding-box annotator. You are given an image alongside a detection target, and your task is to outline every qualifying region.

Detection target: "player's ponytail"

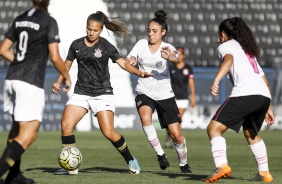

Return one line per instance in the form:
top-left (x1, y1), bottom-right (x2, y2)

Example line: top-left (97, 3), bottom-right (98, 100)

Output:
top-left (219, 17), bottom-right (260, 58)
top-left (87, 11), bottom-right (131, 44)
top-left (31, 0), bottom-right (50, 12)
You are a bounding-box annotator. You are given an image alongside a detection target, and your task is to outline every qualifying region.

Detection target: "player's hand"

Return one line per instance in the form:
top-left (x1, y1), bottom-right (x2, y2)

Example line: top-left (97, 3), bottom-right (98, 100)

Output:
top-left (52, 82), bottom-right (61, 94)
top-left (139, 72), bottom-right (153, 78)
top-left (211, 81), bottom-right (219, 96)
top-left (190, 98), bottom-right (196, 107)
top-left (62, 79), bottom-right (71, 93)
top-left (265, 109), bottom-right (275, 126)
top-left (161, 46), bottom-right (170, 60)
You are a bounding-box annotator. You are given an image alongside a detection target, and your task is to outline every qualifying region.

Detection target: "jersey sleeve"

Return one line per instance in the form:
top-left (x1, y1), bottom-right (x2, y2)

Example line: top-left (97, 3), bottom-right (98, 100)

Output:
top-left (255, 58), bottom-right (265, 76)
top-left (108, 43), bottom-right (121, 63)
top-left (47, 17), bottom-right (60, 44)
top-left (217, 42), bottom-right (233, 59)
top-left (127, 39), bottom-right (145, 58)
top-left (4, 20), bottom-right (16, 42)
top-left (66, 40), bottom-right (76, 61)
top-left (187, 64), bottom-right (194, 78)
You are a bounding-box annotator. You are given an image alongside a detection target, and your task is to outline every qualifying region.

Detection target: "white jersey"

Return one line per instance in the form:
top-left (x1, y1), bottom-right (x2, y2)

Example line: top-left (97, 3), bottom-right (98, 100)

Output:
top-left (128, 39), bottom-right (176, 100)
top-left (217, 39), bottom-right (271, 99)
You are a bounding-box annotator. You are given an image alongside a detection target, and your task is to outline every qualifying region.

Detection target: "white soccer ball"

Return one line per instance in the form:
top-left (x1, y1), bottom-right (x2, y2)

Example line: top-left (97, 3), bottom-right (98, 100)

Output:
top-left (58, 146), bottom-right (82, 171)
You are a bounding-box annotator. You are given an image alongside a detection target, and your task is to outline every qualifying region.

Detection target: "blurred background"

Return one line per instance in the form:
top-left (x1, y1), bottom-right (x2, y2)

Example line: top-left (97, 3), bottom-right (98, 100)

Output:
top-left (0, 0), bottom-right (281, 131)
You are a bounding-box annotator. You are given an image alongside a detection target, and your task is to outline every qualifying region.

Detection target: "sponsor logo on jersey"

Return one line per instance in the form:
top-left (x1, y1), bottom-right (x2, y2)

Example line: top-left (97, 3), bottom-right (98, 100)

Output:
top-left (94, 48), bottom-right (102, 58)
top-left (15, 21), bottom-right (40, 30)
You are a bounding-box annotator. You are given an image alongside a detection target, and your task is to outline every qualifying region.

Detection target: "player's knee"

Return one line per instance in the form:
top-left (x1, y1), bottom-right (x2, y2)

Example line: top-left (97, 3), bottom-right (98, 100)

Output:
top-left (171, 133), bottom-right (183, 144)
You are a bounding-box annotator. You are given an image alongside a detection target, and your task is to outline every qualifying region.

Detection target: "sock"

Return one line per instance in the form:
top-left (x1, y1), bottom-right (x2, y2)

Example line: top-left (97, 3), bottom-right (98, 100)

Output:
top-left (210, 136), bottom-right (228, 168)
top-left (5, 140), bottom-right (21, 182)
top-left (5, 160), bottom-right (21, 183)
top-left (143, 124), bottom-right (164, 156)
top-left (0, 141), bottom-right (24, 178)
top-left (250, 140), bottom-right (269, 172)
top-left (61, 135), bottom-right (76, 147)
top-left (111, 135), bottom-right (134, 164)
top-left (174, 137), bottom-right (187, 166)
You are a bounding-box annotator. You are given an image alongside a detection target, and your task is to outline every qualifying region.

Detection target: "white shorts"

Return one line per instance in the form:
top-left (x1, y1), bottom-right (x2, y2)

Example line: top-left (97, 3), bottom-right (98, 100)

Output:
top-left (67, 94), bottom-right (115, 115)
top-left (175, 99), bottom-right (189, 109)
top-left (3, 80), bottom-right (45, 122)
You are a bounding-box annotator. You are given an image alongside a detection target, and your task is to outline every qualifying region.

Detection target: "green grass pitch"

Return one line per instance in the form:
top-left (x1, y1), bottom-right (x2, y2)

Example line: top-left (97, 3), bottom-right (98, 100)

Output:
top-left (0, 130), bottom-right (281, 184)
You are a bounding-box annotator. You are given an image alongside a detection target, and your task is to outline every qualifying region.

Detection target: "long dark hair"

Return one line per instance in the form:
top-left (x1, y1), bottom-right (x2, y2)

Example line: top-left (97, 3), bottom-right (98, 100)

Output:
top-left (149, 10), bottom-right (168, 36)
top-left (87, 11), bottom-right (131, 43)
top-left (218, 17), bottom-right (260, 58)
top-left (32, 0), bottom-right (49, 12)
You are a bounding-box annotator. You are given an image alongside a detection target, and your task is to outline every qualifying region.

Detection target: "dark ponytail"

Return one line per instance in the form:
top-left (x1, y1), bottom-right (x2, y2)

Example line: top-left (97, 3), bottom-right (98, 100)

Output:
top-left (31, 0), bottom-right (50, 12)
top-left (149, 10), bottom-right (168, 35)
top-left (87, 11), bottom-right (131, 43)
top-left (219, 17), bottom-right (260, 58)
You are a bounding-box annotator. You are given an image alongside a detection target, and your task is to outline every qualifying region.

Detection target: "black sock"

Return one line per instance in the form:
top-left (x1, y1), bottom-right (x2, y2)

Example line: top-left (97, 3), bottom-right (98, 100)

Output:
top-left (6, 140), bottom-right (21, 176)
top-left (0, 141), bottom-right (24, 178)
top-left (61, 135), bottom-right (76, 147)
top-left (111, 136), bottom-right (134, 164)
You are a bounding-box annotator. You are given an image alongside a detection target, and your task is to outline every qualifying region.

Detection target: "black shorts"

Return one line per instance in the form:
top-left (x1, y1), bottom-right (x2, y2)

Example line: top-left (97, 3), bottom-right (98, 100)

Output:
top-left (135, 94), bottom-right (182, 129)
top-left (212, 95), bottom-right (271, 133)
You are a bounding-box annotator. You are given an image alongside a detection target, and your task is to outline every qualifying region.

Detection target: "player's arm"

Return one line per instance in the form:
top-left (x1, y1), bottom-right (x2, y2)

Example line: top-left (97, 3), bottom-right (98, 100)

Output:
top-left (48, 42), bottom-right (71, 93)
top-left (116, 58), bottom-right (152, 78)
top-left (161, 46), bottom-right (178, 64)
top-left (0, 38), bottom-right (14, 62)
top-left (211, 54), bottom-right (233, 96)
top-left (261, 75), bottom-right (275, 126)
top-left (188, 77), bottom-right (196, 107)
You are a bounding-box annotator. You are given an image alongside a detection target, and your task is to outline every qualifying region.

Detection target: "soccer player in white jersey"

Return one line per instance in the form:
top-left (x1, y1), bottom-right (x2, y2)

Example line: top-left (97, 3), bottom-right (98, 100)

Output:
top-left (0, 0), bottom-right (71, 183)
top-left (52, 11), bottom-right (152, 175)
top-left (126, 10), bottom-right (192, 173)
top-left (205, 17), bottom-right (275, 183)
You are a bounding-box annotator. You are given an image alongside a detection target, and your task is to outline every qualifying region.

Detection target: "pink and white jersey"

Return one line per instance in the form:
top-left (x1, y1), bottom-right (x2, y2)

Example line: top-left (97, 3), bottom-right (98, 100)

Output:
top-left (128, 39), bottom-right (177, 100)
top-left (217, 39), bottom-right (271, 98)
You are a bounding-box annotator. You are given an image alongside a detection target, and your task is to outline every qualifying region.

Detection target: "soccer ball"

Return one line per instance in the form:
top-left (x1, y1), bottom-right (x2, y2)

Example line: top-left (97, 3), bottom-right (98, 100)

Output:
top-left (58, 146), bottom-right (82, 171)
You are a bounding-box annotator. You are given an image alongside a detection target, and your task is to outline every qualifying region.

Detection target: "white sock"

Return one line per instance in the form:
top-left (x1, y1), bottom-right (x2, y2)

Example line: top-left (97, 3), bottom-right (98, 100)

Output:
top-left (249, 140), bottom-right (269, 171)
top-left (174, 137), bottom-right (187, 166)
top-left (210, 136), bottom-right (228, 168)
top-left (143, 124), bottom-right (164, 156)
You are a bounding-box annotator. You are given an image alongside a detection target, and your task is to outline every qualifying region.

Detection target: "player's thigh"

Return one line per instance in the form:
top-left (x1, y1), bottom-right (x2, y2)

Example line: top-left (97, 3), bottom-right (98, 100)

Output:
top-left (61, 105), bottom-right (88, 129)
top-left (16, 120), bottom-right (41, 149)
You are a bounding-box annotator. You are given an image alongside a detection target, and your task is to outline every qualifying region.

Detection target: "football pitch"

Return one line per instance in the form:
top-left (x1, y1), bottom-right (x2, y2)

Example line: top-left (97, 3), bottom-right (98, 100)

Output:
top-left (0, 129), bottom-right (281, 184)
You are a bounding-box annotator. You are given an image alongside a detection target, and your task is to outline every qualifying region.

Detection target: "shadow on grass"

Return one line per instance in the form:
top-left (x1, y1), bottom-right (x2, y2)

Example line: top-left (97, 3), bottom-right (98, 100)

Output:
top-left (153, 172), bottom-right (249, 182)
top-left (25, 166), bottom-right (129, 174)
top-left (25, 167), bottom-right (248, 183)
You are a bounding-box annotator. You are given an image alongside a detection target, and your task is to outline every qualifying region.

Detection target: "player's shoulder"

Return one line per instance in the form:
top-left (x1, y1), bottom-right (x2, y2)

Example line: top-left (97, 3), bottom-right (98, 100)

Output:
top-left (136, 39), bottom-right (148, 45)
top-left (71, 37), bottom-right (85, 46)
top-left (99, 36), bottom-right (113, 45)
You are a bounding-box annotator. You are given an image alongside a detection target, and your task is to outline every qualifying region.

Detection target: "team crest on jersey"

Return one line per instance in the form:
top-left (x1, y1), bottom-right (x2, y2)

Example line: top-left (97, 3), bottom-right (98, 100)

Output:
top-left (183, 68), bottom-right (189, 75)
top-left (156, 61), bottom-right (162, 69)
top-left (94, 48), bottom-right (102, 58)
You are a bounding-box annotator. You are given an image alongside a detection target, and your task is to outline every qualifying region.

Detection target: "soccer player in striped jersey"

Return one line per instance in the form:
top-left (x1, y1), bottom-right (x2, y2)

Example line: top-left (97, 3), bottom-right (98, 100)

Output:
top-left (0, 0), bottom-right (71, 183)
